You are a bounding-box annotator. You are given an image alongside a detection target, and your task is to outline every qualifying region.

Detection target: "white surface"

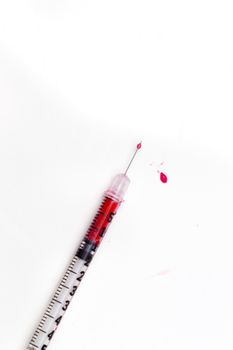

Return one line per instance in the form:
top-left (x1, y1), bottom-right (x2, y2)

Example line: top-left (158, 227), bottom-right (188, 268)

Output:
top-left (0, 1), bottom-right (233, 349)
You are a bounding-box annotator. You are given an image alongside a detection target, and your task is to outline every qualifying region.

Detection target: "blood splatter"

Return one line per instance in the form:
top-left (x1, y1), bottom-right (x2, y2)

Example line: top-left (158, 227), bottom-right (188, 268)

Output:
top-left (150, 160), bottom-right (168, 183)
top-left (160, 172), bottom-right (167, 183)
top-left (137, 142), bottom-right (142, 150)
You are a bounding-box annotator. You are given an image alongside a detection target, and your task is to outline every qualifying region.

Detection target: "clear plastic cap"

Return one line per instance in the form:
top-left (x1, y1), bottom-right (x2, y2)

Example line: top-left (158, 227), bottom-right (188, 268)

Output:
top-left (105, 173), bottom-right (130, 202)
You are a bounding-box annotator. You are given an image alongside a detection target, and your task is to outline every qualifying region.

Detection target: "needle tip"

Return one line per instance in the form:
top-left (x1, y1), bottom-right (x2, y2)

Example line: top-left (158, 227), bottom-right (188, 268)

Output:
top-left (124, 142), bottom-right (142, 175)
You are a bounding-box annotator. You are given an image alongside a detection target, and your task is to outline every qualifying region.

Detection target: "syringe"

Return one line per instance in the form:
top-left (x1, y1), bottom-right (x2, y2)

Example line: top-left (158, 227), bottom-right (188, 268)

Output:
top-left (26, 143), bottom-right (141, 350)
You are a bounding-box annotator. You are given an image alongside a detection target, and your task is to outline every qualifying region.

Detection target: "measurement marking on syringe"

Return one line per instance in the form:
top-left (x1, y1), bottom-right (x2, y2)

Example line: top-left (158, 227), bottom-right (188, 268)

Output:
top-left (45, 313), bottom-right (54, 319)
top-left (38, 328), bottom-right (46, 334)
top-left (52, 298), bottom-right (62, 304)
top-left (60, 284), bottom-right (69, 289)
top-left (68, 270), bottom-right (77, 274)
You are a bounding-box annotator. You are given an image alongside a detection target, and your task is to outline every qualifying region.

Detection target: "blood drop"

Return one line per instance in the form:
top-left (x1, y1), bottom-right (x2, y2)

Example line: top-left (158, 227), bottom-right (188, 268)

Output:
top-left (160, 172), bottom-right (167, 183)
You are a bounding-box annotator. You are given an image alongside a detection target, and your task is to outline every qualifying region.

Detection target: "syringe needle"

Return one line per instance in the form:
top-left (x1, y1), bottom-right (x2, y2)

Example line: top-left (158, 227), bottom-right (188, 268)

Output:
top-left (124, 142), bottom-right (142, 175)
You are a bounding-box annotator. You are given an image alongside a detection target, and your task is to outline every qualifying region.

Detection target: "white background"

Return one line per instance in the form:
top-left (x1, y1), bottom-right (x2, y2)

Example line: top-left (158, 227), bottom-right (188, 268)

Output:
top-left (0, 1), bottom-right (233, 349)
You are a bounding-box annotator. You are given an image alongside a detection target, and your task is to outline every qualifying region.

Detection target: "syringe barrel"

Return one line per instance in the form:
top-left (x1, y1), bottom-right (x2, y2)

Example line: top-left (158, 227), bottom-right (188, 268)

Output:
top-left (25, 174), bottom-right (130, 350)
top-left (76, 174), bottom-right (130, 263)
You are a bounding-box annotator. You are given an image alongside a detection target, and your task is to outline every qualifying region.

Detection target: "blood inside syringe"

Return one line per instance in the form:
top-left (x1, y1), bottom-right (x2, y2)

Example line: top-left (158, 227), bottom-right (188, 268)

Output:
top-left (86, 196), bottom-right (120, 245)
top-left (76, 196), bottom-right (120, 263)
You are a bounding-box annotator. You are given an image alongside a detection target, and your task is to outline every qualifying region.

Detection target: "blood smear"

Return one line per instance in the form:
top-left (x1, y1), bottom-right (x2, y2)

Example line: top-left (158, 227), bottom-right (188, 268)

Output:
top-left (156, 269), bottom-right (170, 276)
top-left (160, 172), bottom-right (167, 183)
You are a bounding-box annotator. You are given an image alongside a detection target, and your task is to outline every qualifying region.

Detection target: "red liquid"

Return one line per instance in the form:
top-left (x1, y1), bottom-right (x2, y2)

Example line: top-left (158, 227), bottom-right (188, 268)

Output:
top-left (160, 172), bottom-right (167, 183)
top-left (86, 196), bottom-right (120, 246)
